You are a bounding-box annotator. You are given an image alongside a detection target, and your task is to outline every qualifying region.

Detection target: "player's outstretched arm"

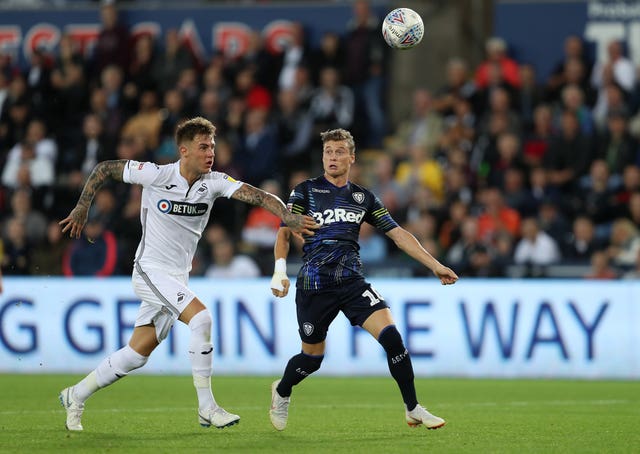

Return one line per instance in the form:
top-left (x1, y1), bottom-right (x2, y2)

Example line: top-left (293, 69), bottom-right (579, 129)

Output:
top-left (59, 160), bottom-right (127, 239)
top-left (386, 226), bottom-right (459, 285)
top-left (231, 183), bottom-right (318, 236)
top-left (271, 227), bottom-right (292, 298)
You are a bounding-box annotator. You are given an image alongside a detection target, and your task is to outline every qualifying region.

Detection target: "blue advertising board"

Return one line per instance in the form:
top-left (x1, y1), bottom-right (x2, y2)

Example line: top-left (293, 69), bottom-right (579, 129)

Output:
top-left (1, 277), bottom-right (638, 378)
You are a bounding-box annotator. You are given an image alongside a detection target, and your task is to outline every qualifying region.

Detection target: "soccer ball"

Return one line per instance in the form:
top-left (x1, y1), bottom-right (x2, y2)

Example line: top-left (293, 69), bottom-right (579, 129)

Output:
top-left (381, 8), bottom-right (424, 50)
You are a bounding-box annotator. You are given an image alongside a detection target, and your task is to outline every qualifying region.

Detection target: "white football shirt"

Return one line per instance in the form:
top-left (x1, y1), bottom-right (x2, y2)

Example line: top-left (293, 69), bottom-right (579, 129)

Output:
top-left (123, 160), bottom-right (242, 274)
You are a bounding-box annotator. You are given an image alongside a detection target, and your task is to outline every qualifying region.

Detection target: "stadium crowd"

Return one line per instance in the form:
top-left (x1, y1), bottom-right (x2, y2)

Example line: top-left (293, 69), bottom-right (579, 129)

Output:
top-left (2, 1), bottom-right (640, 281)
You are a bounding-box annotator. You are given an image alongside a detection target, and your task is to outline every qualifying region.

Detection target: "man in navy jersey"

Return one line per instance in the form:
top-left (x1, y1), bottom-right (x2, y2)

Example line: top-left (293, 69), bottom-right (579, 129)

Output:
top-left (269, 128), bottom-right (458, 431)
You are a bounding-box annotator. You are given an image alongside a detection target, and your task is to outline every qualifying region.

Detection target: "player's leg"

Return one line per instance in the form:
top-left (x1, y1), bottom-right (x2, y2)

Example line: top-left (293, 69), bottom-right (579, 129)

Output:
top-left (270, 288), bottom-right (335, 430)
top-left (179, 298), bottom-right (239, 429)
top-left (362, 308), bottom-right (445, 429)
top-left (59, 325), bottom-right (156, 431)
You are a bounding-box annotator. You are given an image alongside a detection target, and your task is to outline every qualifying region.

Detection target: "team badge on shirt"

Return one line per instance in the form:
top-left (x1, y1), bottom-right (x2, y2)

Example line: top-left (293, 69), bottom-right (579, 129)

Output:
top-left (302, 322), bottom-right (314, 336)
top-left (352, 192), bottom-right (364, 204)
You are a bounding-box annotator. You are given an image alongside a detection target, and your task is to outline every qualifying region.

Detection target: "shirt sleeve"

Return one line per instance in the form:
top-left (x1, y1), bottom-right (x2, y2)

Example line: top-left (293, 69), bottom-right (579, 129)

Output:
top-left (280, 183), bottom-right (307, 227)
top-left (122, 160), bottom-right (163, 186)
top-left (364, 192), bottom-right (399, 233)
top-left (216, 173), bottom-right (244, 198)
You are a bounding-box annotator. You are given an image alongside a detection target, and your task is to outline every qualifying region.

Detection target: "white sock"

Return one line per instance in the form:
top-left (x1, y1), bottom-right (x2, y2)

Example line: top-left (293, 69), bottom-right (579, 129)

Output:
top-left (73, 371), bottom-right (99, 403)
top-left (76, 345), bottom-right (148, 403)
top-left (188, 310), bottom-right (216, 412)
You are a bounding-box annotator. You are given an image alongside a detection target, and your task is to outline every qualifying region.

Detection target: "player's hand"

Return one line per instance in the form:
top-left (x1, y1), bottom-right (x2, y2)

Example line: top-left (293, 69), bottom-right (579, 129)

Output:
top-left (59, 205), bottom-right (89, 239)
top-left (434, 264), bottom-right (458, 285)
top-left (284, 213), bottom-right (319, 237)
top-left (270, 273), bottom-right (290, 298)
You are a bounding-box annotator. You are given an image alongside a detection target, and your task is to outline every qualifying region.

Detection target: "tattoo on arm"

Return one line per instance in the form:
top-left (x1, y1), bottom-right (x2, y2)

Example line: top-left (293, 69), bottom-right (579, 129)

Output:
top-left (77, 160), bottom-right (127, 208)
top-left (232, 183), bottom-right (288, 218)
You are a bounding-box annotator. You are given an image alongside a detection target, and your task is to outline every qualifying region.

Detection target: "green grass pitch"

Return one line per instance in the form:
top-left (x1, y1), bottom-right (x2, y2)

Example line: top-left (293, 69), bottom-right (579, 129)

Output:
top-left (0, 374), bottom-right (638, 453)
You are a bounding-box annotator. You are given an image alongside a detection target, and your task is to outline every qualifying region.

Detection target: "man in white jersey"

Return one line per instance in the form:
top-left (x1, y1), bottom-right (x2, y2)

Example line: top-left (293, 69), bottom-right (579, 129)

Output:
top-left (58, 117), bottom-right (318, 431)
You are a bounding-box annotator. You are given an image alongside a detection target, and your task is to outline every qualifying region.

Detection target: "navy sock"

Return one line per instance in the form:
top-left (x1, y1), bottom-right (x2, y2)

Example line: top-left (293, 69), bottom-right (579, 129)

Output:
top-left (378, 325), bottom-right (418, 411)
top-left (277, 352), bottom-right (324, 397)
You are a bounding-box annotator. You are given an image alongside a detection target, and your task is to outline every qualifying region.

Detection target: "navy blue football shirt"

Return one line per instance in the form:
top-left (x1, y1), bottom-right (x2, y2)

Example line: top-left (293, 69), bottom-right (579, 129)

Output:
top-left (287, 176), bottom-right (399, 290)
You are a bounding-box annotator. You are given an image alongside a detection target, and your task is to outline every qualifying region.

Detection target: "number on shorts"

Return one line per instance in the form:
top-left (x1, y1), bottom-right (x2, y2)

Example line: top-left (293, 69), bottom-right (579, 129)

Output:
top-left (362, 287), bottom-right (384, 306)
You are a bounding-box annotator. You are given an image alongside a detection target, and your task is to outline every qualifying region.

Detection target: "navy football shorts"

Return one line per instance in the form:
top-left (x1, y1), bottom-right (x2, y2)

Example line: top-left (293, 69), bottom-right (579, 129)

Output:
top-left (294, 279), bottom-right (389, 344)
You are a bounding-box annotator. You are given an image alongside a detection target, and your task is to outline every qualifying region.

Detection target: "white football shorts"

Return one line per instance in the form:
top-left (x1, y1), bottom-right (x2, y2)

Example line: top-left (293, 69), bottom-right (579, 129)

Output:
top-left (131, 264), bottom-right (197, 342)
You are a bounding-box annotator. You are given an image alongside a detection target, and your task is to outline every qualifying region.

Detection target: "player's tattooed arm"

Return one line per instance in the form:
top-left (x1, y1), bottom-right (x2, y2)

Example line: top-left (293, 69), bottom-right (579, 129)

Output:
top-left (60, 160), bottom-right (128, 238)
top-left (232, 183), bottom-right (318, 236)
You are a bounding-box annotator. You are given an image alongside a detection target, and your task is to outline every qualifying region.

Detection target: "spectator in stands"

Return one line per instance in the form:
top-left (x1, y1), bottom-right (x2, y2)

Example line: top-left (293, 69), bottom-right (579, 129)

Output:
top-left (517, 63), bottom-right (545, 131)
top-left (7, 187), bottom-right (47, 245)
top-left (309, 31), bottom-right (344, 86)
top-left (591, 39), bottom-right (636, 96)
top-left (526, 166), bottom-right (561, 213)
top-left (343, 0), bottom-right (387, 148)
top-left (438, 198), bottom-right (469, 253)
top-left (547, 35), bottom-right (593, 102)
top-left (201, 63), bottom-right (231, 106)
top-left (474, 37), bottom-right (520, 90)
top-left (368, 153), bottom-right (408, 220)
top-left (433, 57), bottom-right (477, 116)
top-left (562, 215), bottom-right (603, 263)
top-left (274, 87), bottom-right (314, 181)
top-left (476, 186), bottom-right (521, 245)
top-left (513, 217), bottom-right (561, 277)
top-left (558, 84), bottom-right (595, 137)
top-left (308, 66), bottom-right (354, 135)
top-left (502, 167), bottom-right (537, 217)
top-left (522, 104), bottom-right (554, 168)
top-left (486, 132), bottom-right (527, 189)
top-left (593, 78), bottom-right (631, 132)
top-left (579, 159), bottom-right (618, 239)
top-left (126, 33), bottom-right (157, 99)
top-left (446, 216), bottom-right (487, 276)
top-left (594, 108), bottom-right (639, 177)
top-left (544, 109), bottom-right (594, 194)
top-left (26, 48), bottom-right (53, 121)
top-left (235, 107), bottom-right (280, 187)
top-left (152, 28), bottom-right (194, 94)
top-left (0, 96), bottom-right (31, 153)
top-left (1, 140), bottom-right (54, 191)
top-left (278, 23), bottom-right (310, 92)
top-left (30, 219), bottom-right (69, 276)
top-left (205, 235), bottom-right (260, 279)
top-left (395, 144), bottom-right (445, 204)
top-left (607, 217), bottom-right (640, 269)
top-left (92, 2), bottom-right (131, 79)
top-left (387, 88), bottom-right (443, 160)
top-left (1, 217), bottom-right (31, 275)
top-left (120, 89), bottom-right (163, 151)
top-left (62, 211), bottom-right (118, 277)
top-left (584, 249), bottom-right (618, 280)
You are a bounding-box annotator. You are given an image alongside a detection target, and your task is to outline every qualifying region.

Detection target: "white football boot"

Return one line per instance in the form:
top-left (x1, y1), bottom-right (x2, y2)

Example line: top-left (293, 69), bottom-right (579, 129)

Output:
top-left (59, 387), bottom-right (84, 431)
top-left (405, 404), bottom-right (445, 429)
top-left (198, 406), bottom-right (240, 428)
top-left (269, 379), bottom-right (290, 431)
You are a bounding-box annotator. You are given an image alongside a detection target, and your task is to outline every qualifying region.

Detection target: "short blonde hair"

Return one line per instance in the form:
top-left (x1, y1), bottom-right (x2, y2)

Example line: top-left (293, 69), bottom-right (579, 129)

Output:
top-left (320, 128), bottom-right (355, 154)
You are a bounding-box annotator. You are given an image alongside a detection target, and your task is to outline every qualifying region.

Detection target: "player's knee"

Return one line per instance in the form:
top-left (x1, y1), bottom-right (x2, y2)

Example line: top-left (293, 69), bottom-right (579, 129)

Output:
top-left (377, 325), bottom-right (405, 355)
top-left (188, 310), bottom-right (212, 332)
top-left (125, 345), bottom-right (149, 370)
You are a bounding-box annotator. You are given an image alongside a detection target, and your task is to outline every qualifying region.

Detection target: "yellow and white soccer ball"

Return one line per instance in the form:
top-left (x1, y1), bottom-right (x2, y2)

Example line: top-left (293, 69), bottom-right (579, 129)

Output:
top-left (381, 7), bottom-right (424, 50)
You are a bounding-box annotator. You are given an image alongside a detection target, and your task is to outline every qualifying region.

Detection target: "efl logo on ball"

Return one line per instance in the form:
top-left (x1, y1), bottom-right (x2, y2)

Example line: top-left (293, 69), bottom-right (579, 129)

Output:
top-left (381, 7), bottom-right (424, 50)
